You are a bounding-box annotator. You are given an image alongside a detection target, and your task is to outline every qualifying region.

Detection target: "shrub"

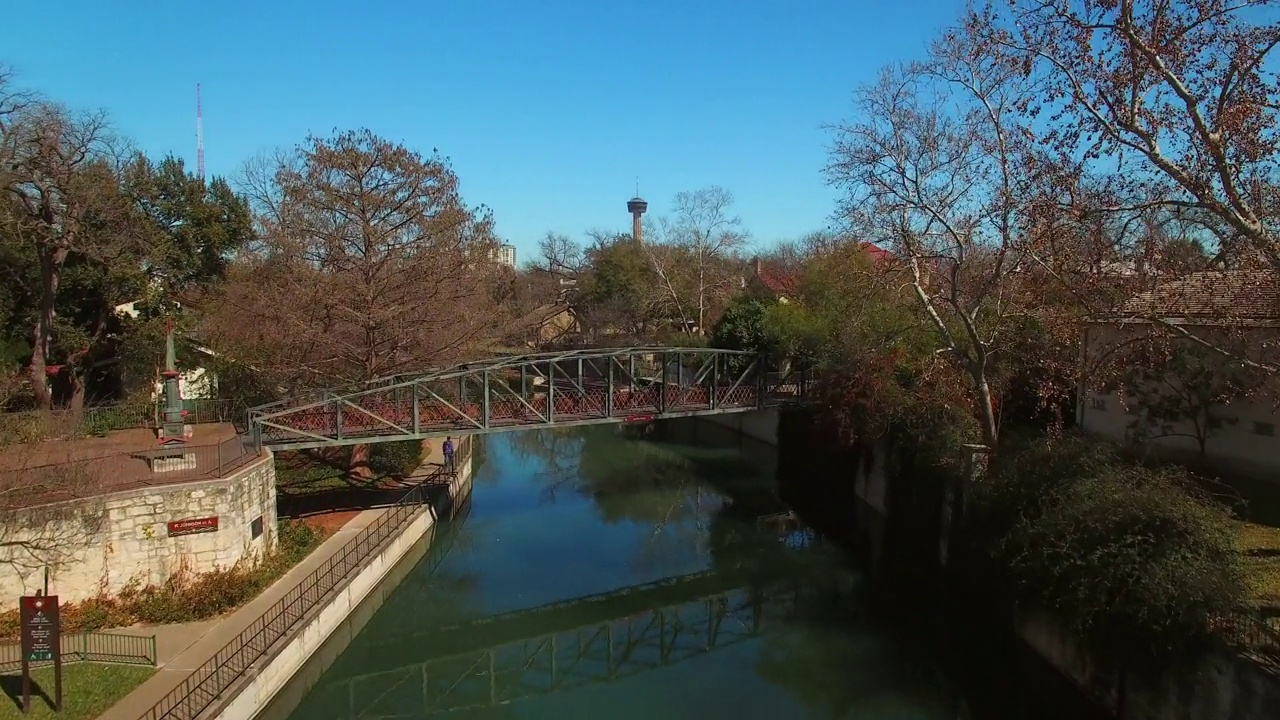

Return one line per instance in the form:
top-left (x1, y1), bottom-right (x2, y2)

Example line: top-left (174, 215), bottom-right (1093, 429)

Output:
top-left (368, 440), bottom-right (424, 477)
top-left (970, 435), bottom-right (1250, 659)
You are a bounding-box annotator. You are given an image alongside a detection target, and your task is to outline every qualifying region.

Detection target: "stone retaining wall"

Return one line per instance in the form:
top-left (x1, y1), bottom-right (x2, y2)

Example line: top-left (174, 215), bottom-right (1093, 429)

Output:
top-left (0, 453), bottom-right (277, 605)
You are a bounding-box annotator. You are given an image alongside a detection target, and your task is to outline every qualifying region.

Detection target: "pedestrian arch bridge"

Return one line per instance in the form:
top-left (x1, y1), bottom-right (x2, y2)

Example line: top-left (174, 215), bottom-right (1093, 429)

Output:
top-left (248, 347), bottom-right (809, 451)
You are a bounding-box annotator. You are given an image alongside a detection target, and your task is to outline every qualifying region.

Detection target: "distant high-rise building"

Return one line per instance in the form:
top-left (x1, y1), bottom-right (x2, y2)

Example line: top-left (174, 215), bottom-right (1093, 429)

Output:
top-left (490, 243), bottom-right (517, 268)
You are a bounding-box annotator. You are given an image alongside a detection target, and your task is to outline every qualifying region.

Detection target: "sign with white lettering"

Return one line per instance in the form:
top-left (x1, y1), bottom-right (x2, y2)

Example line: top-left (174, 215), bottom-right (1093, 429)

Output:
top-left (167, 516), bottom-right (219, 537)
top-left (19, 595), bottom-right (62, 712)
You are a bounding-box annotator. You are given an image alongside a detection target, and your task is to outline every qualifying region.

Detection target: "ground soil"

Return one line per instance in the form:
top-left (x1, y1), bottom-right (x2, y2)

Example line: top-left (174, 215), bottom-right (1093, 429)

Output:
top-left (299, 510), bottom-right (361, 534)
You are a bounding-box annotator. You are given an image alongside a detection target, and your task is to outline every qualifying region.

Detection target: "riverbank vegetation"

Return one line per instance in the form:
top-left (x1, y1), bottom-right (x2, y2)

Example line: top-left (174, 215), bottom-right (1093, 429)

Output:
top-left (970, 436), bottom-right (1250, 657)
top-left (709, 0), bottom-right (1279, 665)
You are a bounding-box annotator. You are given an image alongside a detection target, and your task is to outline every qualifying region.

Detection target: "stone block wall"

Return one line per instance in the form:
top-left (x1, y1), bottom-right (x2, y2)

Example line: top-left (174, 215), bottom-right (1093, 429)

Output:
top-left (0, 452), bottom-right (278, 605)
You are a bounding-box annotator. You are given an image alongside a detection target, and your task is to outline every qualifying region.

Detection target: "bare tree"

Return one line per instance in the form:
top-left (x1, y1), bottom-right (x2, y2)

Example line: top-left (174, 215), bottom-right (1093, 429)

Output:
top-left (974, 0), bottom-right (1279, 268)
top-left (534, 232), bottom-right (584, 278)
top-left (645, 187), bottom-right (749, 336)
top-left (204, 130), bottom-right (502, 474)
top-left (826, 29), bottom-right (1048, 450)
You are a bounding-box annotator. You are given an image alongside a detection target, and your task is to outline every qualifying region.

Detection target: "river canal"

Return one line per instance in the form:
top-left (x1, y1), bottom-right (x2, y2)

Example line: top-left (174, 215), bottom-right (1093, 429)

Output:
top-left (277, 421), bottom-right (1049, 720)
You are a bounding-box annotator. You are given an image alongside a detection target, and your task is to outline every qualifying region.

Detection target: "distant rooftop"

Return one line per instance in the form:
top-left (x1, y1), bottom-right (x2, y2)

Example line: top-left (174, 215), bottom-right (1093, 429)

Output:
top-left (1117, 270), bottom-right (1280, 321)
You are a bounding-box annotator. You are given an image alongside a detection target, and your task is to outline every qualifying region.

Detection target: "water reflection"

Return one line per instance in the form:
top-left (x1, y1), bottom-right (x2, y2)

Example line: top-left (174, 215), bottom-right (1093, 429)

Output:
top-left (284, 423), bottom-right (963, 720)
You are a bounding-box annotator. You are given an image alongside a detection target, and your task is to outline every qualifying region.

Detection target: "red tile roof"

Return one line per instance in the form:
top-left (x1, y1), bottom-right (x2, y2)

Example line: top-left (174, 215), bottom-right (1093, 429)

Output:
top-left (860, 242), bottom-right (894, 263)
top-left (754, 264), bottom-right (797, 296)
top-left (749, 242), bottom-right (893, 297)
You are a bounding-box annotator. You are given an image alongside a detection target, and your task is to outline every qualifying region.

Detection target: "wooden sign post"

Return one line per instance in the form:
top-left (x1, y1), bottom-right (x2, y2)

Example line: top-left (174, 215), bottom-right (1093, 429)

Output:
top-left (19, 594), bottom-right (62, 713)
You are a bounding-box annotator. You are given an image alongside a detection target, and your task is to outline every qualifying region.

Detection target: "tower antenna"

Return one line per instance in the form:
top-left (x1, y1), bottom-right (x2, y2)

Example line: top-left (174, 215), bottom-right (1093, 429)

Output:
top-left (196, 83), bottom-right (205, 182)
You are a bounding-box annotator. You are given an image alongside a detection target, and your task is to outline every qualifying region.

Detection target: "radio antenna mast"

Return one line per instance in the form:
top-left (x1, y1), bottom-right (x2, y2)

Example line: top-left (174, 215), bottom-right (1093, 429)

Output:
top-left (196, 83), bottom-right (205, 182)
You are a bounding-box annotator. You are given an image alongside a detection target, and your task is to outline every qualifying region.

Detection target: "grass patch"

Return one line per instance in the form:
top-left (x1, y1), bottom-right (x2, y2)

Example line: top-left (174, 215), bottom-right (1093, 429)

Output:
top-left (0, 520), bottom-right (327, 640)
top-left (275, 456), bottom-right (351, 494)
top-left (1239, 521), bottom-right (1280, 610)
top-left (0, 663), bottom-right (154, 720)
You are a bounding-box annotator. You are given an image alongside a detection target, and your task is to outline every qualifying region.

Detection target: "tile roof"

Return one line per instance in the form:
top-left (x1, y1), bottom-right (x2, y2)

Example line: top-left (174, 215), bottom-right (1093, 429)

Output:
top-left (860, 242), bottom-right (894, 264)
top-left (755, 265), bottom-right (797, 296)
top-left (750, 242), bottom-right (894, 297)
top-left (1118, 270), bottom-right (1280, 320)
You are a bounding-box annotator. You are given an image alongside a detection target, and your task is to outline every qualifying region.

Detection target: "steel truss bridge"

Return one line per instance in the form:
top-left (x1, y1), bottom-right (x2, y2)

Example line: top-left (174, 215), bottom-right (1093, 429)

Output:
top-left (333, 580), bottom-right (811, 717)
top-left (249, 347), bottom-right (810, 451)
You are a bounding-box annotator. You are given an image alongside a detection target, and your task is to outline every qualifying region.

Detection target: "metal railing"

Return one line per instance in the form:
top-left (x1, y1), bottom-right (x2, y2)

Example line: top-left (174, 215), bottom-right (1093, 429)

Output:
top-left (1222, 612), bottom-right (1280, 663)
top-left (140, 477), bottom-right (440, 720)
top-left (130, 434), bottom-right (261, 480)
top-left (0, 631), bottom-right (157, 672)
top-left (0, 398), bottom-right (236, 442)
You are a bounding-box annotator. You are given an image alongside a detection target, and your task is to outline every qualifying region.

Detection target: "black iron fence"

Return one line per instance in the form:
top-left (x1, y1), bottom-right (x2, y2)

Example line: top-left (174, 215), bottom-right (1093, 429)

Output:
top-left (0, 398), bottom-right (237, 442)
top-left (1221, 612), bottom-right (1280, 664)
top-left (140, 478), bottom-right (439, 720)
top-left (0, 631), bottom-right (157, 672)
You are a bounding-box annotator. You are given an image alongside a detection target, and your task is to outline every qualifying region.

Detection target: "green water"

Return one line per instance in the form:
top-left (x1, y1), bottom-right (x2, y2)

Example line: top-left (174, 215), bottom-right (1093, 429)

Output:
top-left (283, 424), bottom-right (970, 719)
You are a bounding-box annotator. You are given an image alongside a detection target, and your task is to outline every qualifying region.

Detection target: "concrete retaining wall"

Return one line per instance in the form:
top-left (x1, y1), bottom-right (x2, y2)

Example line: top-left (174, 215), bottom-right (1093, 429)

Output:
top-left (0, 453), bottom-right (277, 605)
top-left (1017, 608), bottom-right (1280, 720)
top-left (213, 450), bottom-right (474, 720)
top-left (703, 407), bottom-right (780, 446)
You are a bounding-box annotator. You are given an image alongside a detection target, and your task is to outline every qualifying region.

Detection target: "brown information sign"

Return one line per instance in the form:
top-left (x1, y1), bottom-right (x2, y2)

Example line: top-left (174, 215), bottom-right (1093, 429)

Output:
top-left (19, 594), bottom-right (62, 713)
top-left (167, 516), bottom-right (219, 537)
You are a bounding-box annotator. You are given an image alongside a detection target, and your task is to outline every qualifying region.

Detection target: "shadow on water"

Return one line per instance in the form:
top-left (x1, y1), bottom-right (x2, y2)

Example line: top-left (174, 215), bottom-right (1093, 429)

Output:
top-left (760, 413), bottom-right (1113, 720)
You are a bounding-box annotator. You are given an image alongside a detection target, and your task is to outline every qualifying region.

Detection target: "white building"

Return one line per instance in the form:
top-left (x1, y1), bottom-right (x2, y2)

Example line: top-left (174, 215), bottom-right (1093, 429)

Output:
top-left (1078, 270), bottom-right (1280, 482)
top-left (490, 244), bottom-right (517, 268)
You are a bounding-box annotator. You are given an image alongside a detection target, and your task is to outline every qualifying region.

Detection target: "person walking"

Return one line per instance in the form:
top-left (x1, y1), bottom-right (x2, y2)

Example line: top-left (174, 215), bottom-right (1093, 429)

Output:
top-left (442, 436), bottom-right (455, 474)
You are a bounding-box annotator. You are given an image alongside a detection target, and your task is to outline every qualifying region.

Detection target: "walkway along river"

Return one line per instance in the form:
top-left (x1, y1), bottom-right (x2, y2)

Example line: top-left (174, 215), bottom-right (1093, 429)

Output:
top-left (258, 419), bottom-right (1107, 719)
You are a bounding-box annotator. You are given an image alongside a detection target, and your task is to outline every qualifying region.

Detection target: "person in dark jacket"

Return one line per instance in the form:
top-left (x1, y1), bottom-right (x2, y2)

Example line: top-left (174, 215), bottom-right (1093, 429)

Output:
top-left (442, 437), bottom-right (455, 474)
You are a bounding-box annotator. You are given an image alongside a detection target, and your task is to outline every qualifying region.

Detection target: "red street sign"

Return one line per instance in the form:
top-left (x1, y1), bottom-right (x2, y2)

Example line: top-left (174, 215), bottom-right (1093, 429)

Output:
top-left (167, 517), bottom-right (219, 537)
top-left (624, 415), bottom-right (655, 423)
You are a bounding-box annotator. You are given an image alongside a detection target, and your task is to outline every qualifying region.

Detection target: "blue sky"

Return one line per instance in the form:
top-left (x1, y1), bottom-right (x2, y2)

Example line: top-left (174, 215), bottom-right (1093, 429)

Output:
top-left (1, 0), bottom-right (959, 262)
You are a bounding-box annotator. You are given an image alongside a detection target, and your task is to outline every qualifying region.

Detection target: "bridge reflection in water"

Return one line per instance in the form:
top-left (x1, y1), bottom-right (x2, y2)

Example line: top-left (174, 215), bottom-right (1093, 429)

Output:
top-left (338, 579), bottom-right (815, 718)
top-left (276, 423), bottom-right (951, 720)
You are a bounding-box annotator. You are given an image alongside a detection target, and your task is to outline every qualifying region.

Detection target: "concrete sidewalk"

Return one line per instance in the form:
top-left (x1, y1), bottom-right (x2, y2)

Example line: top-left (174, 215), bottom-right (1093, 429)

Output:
top-left (97, 508), bottom-right (385, 720)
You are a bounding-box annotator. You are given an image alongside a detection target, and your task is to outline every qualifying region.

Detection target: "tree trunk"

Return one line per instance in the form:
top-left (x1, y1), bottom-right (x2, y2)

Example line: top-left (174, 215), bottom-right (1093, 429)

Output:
top-left (69, 374), bottom-right (87, 413)
top-left (971, 368), bottom-right (999, 452)
top-left (28, 246), bottom-right (67, 410)
top-left (348, 443), bottom-right (373, 480)
top-left (27, 337), bottom-right (51, 410)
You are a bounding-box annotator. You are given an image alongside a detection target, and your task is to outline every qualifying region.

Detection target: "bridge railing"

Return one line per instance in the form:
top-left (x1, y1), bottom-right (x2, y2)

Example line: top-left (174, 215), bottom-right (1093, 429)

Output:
top-left (247, 348), bottom-right (814, 449)
top-left (338, 582), bottom-right (807, 715)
